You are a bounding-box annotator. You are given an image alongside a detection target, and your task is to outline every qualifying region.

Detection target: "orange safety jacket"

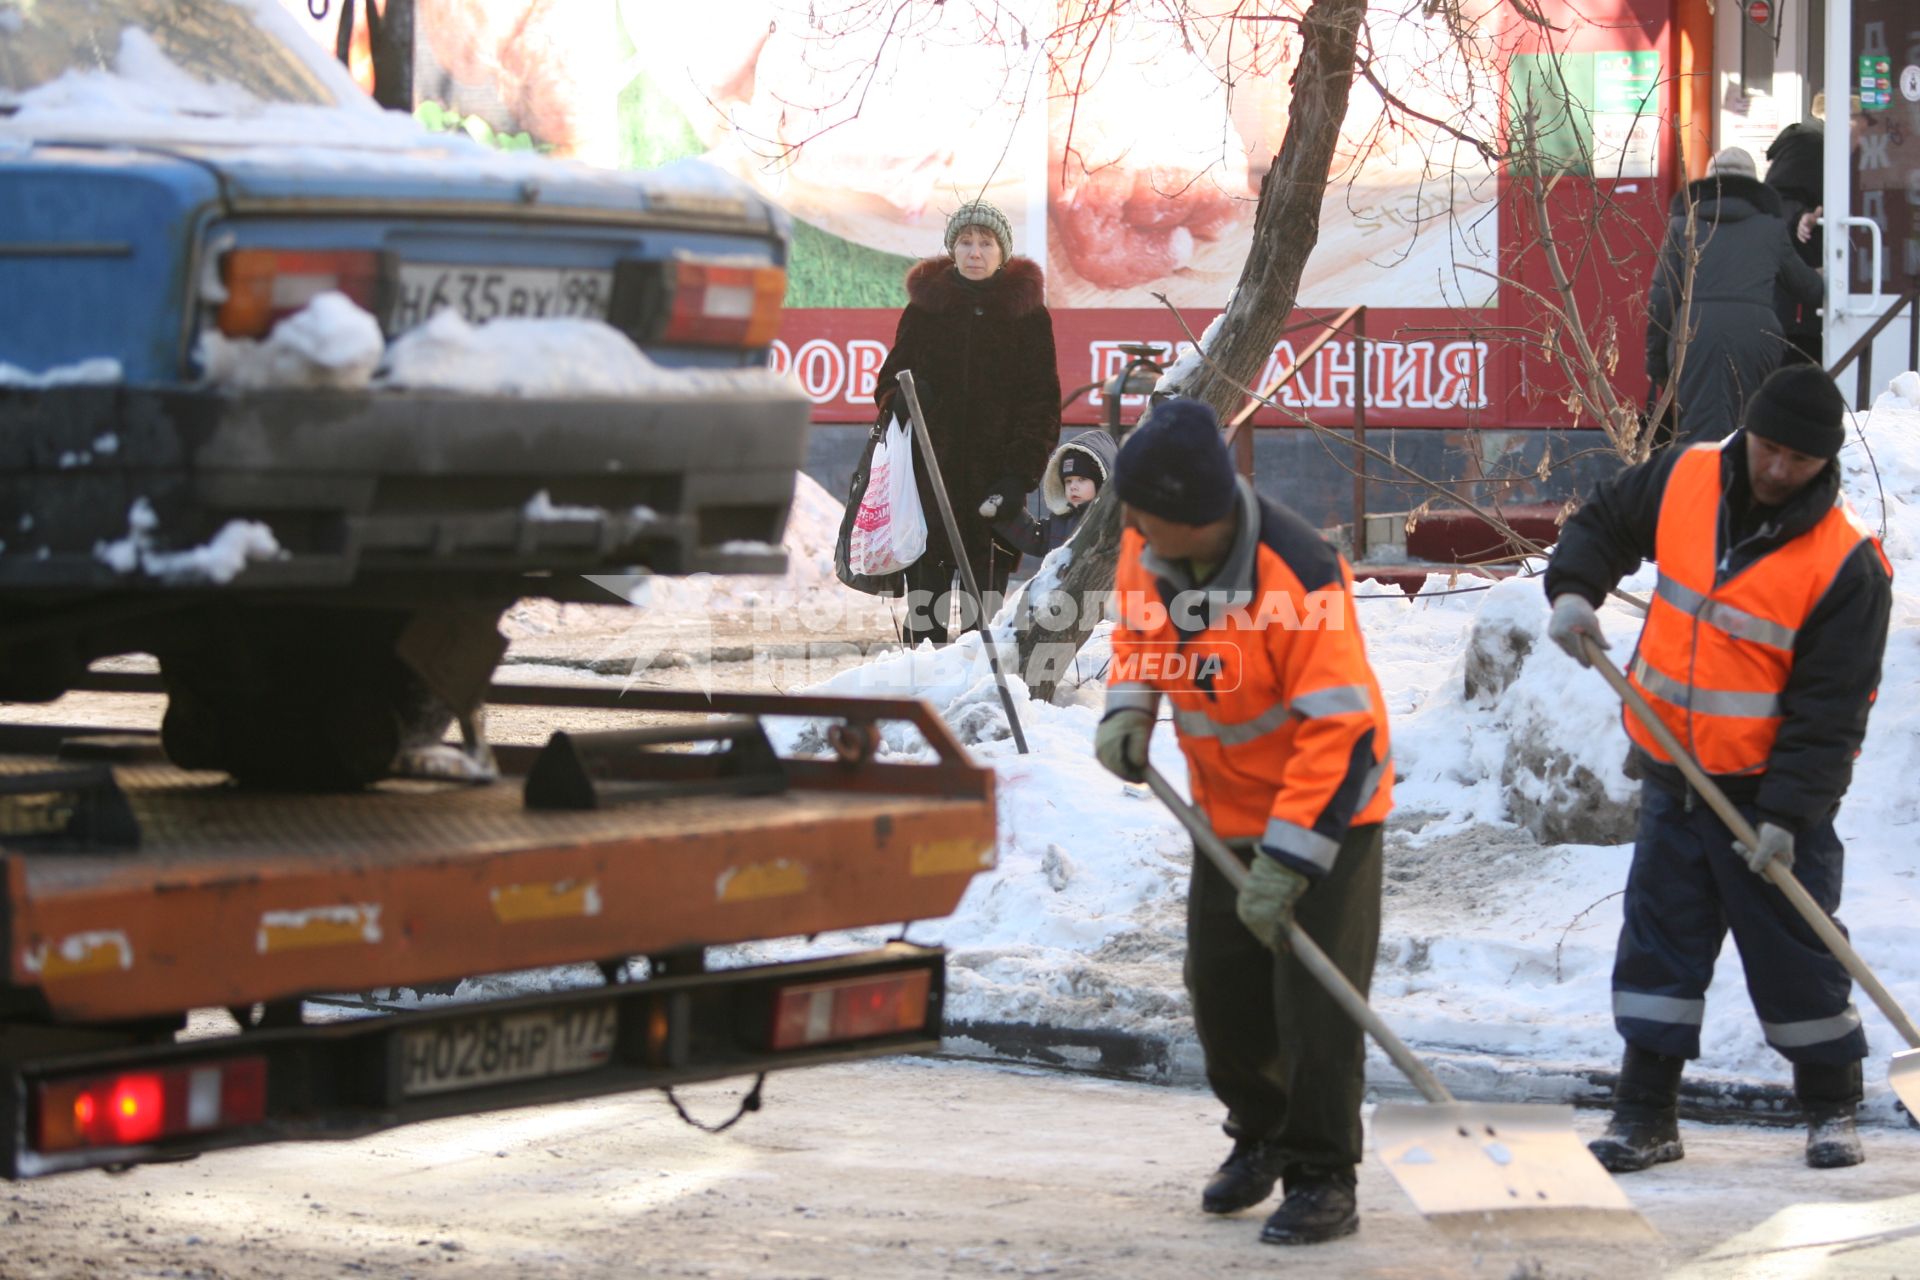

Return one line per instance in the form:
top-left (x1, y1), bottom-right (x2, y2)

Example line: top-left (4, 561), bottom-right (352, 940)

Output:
top-left (1626, 440), bottom-right (1891, 776)
top-left (1105, 480), bottom-right (1392, 877)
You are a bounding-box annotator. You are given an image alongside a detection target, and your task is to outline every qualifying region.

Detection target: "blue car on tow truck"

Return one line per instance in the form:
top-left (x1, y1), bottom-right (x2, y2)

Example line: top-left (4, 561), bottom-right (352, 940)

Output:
top-left (0, 0), bottom-right (809, 786)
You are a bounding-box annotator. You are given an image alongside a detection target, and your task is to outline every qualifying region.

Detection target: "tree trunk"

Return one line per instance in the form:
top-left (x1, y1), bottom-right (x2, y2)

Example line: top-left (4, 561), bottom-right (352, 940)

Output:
top-left (1181, 0), bottom-right (1370, 416)
top-left (1015, 0), bottom-right (1371, 703)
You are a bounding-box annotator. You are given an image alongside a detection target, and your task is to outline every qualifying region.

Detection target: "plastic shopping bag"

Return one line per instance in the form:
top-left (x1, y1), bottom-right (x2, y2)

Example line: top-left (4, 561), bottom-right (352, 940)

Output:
top-left (845, 413), bottom-right (927, 577)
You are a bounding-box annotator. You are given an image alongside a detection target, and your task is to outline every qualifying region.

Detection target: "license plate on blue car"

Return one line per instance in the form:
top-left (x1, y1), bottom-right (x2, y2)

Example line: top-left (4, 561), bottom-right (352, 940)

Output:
top-left (390, 264), bottom-right (612, 332)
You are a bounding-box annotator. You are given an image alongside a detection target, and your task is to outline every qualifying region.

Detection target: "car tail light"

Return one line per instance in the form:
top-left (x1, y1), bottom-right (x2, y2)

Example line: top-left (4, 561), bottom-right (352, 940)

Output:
top-left (768, 969), bottom-right (932, 1051)
top-left (217, 249), bottom-right (382, 338)
top-left (655, 261), bottom-right (787, 348)
top-left (33, 1057), bottom-right (268, 1154)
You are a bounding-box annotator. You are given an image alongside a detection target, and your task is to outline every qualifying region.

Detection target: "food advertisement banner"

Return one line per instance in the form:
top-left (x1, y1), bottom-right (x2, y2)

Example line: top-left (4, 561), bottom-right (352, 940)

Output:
top-left (278, 1), bottom-right (1660, 428)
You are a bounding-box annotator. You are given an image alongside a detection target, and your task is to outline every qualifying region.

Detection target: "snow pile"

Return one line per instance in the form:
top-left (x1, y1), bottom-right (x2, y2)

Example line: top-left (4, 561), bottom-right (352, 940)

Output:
top-left (197, 292), bottom-right (384, 390)
top-left (189, 291), bottom-right (802, 402)
top-left (93, 498), bottom-right (283, 584)
top-left (1381, 571), bottom-right (1645, 845)
top-left (380, 308), bottom-right (797, 398)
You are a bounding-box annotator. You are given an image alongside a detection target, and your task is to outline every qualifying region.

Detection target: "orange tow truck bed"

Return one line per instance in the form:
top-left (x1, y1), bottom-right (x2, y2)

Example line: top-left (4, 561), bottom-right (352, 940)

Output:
top-left (0, 683), bottom-right (995, 1177)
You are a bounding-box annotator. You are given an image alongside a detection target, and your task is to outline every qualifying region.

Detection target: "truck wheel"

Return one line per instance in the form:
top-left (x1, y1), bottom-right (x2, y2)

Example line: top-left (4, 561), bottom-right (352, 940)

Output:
top-left (156, 606), bottom-right (463, 790)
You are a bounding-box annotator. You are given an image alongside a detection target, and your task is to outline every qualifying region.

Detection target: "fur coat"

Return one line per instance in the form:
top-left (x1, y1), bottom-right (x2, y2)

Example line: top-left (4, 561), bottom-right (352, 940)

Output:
top-left (874, 256), bottom-right (1061, 564)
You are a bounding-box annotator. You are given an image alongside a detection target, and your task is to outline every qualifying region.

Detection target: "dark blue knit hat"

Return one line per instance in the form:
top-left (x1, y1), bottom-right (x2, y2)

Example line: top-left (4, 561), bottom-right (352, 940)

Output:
top-left (1113, 397), bottom-right (1236, 524)
top-left (1745, 364), bottom-right (1847, 460)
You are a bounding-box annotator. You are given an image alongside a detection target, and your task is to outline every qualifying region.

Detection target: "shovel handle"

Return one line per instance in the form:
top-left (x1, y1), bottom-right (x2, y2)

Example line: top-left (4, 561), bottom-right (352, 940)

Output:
top-left (1583, 638), bottom-right (1920, 1050)
top-left (1144, 767), bottom-right (1457, 1105)
top-left (894, 369), bottom-right (1029, 755)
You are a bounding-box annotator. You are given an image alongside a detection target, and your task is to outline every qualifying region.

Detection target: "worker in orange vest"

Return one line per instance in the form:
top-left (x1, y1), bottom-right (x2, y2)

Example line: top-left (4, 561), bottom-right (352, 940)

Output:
top-left (1093, 398), bottom-right (1393, 1246)
top-left (1544, 364), bottom-right (1892, 1172)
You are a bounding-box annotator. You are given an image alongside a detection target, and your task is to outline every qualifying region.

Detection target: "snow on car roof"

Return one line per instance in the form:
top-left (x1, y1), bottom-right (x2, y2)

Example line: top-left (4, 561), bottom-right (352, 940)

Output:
top-left (0, 0), bottom-right (780, 226)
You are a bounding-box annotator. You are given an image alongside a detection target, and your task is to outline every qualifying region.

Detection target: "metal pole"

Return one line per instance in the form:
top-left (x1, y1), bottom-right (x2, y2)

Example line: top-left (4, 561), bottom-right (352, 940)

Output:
top-left (894, 371), bottom-right (1029, 755)
top-left (1353, 308), bottom-right (1369, 561)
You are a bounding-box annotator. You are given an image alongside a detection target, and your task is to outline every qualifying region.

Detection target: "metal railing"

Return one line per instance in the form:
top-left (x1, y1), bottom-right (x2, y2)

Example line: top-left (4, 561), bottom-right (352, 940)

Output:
top-left (1220, 306), bottom-right (1372, 554)
top-left (1827, 287), bottom-right (1920, 407)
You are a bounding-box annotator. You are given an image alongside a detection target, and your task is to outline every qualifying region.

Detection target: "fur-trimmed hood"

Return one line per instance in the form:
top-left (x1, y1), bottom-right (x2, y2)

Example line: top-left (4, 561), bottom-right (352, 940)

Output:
top-left (904, 255), bottom-right (1047, 318)
top-left (1040, 428), bottom-right (1119, 514)
top-left (1669, 173), bottom-right (1783, 222)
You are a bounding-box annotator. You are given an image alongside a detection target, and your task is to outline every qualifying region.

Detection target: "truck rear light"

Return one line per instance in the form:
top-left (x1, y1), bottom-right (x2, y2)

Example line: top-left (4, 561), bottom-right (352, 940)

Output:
top-left (33, 1057), bottom-right (267, 1154)
top-left (217, 249), bottom-right (382, 338)
top-left (768, 969), bottom-right (931, 1051)
top-left (618, 259), bottom-right (786, 349)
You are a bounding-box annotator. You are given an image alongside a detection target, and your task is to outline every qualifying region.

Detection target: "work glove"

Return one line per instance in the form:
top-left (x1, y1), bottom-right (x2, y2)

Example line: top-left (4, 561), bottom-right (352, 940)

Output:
top-left (1734, 821), bottom-right (1796, 877)
top-left (1236, 854), bottom-right (1311, 951)
top-left (1094, 708), bottom-right (1153, 783)
top-left (1547, 593), bottom-right (1608, 668)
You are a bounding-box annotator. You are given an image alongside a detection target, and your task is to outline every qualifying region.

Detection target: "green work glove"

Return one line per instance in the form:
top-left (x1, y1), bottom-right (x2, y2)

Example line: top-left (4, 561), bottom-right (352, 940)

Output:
top-left (1734, 821), bottom-right (1796, 877)
top-left (1236, 854), bottom-right (1311, 950)
top-left (1094, 708), bottom-right (1153, 783)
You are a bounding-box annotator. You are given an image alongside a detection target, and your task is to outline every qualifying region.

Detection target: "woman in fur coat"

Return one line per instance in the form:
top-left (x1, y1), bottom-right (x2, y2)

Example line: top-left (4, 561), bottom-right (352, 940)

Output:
top-left (874, 200), bottom-right (1061, 644)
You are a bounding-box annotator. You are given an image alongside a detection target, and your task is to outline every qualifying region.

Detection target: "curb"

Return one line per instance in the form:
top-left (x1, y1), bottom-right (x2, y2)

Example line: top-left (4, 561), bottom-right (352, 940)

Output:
top-left (941, 1019), bottom-right (1913, 1130)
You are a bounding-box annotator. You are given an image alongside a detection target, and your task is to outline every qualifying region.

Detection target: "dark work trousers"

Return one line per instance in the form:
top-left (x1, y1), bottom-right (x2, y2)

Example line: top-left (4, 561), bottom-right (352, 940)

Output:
top-left (899, 540), bottom-right (1013, 647)
top-left (1184, 822), bottom-right (1383, 1186)
top-left (1612, 779), bottom-right (1866, 1066)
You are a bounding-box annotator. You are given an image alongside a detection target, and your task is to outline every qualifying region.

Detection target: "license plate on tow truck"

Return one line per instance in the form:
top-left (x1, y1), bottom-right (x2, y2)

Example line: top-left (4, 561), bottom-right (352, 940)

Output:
top-left (397, 1003), bottom-right (616, 1097)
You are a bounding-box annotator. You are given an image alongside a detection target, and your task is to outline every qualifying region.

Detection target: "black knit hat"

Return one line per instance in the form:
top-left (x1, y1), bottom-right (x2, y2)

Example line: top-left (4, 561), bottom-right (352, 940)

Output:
top-left (1058, 450), bottom-right (1101, 484)
top-left (1745, 364), bottom-right (1847, 460)
top-left (1113, 397), bottom-right (1236, 524)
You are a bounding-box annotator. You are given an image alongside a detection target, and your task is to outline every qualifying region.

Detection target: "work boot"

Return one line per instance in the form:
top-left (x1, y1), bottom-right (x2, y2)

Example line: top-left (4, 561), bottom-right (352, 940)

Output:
top-left (1796, 1061), bottom-right (1866, 1169)
top-left (1201, 1136), bottom-right (1284, 1214)
top-left (1588, 1045), bottom-right (1686, 1173)
top-left (1259, 1172), bottom-right (1358, 1246)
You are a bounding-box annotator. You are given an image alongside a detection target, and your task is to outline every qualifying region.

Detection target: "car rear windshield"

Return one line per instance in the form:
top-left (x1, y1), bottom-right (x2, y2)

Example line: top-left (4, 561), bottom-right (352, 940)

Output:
top-left (0, 0), bottom-right (337, 106)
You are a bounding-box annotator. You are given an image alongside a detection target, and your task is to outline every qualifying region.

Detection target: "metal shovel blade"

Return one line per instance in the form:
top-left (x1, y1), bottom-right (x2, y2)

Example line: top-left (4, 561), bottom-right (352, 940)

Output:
top-left (1372, 1101), bottom-right (1657, 1241)
top-left (1892, 1048), bottom-right (1920, 1120)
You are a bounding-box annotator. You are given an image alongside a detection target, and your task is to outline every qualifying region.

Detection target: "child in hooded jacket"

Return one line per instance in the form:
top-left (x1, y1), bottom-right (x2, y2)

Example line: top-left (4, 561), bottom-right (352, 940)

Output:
top-left (984, 428), bottom-right (1118, 563)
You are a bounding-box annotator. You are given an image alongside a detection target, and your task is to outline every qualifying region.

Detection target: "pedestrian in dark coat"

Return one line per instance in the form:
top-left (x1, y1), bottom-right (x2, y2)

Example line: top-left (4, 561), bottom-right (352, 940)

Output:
top-left (874, 200), bottom-right (1061, 644)
top-left (989, 428), bottom-right (1118, 563)
top-left (1646, 148), bottom-right (1824, 443)
top-left (1544, 365), bottom-right (1892, 1175)
top-left (1763, 119), bottom-right (1826, 365)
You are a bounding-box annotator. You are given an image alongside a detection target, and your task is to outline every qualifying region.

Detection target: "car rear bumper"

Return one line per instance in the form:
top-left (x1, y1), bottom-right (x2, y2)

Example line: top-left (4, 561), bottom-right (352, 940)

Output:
top-left (0, 382), bottom-right (811, 591)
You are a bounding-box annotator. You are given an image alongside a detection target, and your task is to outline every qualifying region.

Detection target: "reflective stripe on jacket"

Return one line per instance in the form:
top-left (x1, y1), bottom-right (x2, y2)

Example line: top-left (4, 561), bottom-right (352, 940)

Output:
top-left (1105, 479), bottom-right (1392, 877)
top-left (1626, 440), bottom-right (1889, 775)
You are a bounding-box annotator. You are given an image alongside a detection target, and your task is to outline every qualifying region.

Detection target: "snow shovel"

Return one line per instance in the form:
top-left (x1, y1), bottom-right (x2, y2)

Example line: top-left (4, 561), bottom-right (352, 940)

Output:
top-left (1143, 766), bottom-right (1652, 1240)
top-left (1583, 640), bottom-right (1920, 1119)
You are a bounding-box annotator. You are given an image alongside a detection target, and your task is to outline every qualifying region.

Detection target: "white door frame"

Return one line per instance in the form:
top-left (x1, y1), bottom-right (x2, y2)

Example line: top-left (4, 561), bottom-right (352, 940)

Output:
top-left (1822, 0), bottom-right (1914, 404)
